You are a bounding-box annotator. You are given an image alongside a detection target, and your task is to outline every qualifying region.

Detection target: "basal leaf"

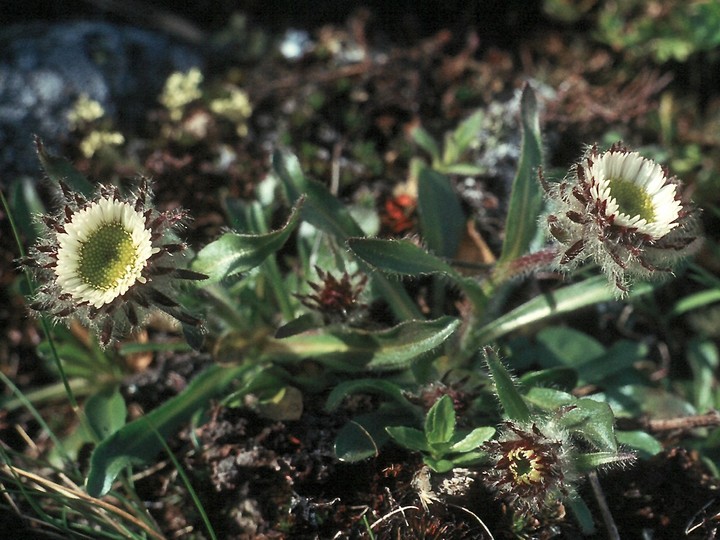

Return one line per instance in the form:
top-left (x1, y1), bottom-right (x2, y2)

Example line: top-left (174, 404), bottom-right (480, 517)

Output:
top-left (444, 109), bottom-right (484, 165)
top-left (411, 125), bottom-right (441, 163)
top-left (536, 327), bottom-right (606, 368)
top-left (273, 150), bottom-right (363, 240)
top-left (85, 387), bottom-right (127, 442)
top-left (335, 408), bottom-right (416, 462)
top-left (441, 163), bottom-right (485, 175)
top-left (348, 238), bottom-right (486, 307)
top-left (192, 199), bottom-right (303, 283)
top-left (558, 398), bottom-right (617, 453)
top-left (265, 316), bottom-right (460, 372)
top-left (688, 339), bottom-right (719, 412)
top-left (498, 84), bottom-right (543, 264)
top-left (417, 167), bottom-right (465, 258)
top-left (325, 379), bottom-right (416, 412)
top-left (468, 275), bottom-right (655, 347)
top-left (616, 430), bottom-right (662, 458)
top-left (423, 457), bottom-right (455, 473)
top-left (450, 426), bottom-right (495, 452)
top-left (348, 238), bottom-right (457, 277)
top-left (519, 367), bottom-right (578, 391)
top-left (424, 395), bottom-right (455, 445)
top-left (484, 347), bottom-right (531, 422)
top-left (86, 364), bottom-right (251, 497)
top-left (335, 420), bottom-right (379, 462)
top-left (385, 426), bottom-right (429, 453)
top-left (9, 177), bottom-right (45, 242)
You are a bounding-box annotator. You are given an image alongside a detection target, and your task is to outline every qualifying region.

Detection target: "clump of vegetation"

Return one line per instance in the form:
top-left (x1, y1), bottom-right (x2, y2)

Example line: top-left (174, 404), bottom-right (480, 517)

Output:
top-left (2, 5), bottom-right (720, 538)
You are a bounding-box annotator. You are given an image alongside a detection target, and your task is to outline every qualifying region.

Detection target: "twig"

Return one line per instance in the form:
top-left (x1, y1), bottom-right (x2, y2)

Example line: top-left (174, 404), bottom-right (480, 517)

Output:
top-left (617, 410), bottom-right (720, 433)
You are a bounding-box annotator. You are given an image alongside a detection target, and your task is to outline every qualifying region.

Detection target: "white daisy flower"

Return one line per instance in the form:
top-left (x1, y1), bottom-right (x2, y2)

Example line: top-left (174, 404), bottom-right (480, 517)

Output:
top-left (585, 149), bottom-right (682, 239)
top-left (541, 143), bottom-right (699, 296)
top-left (25, 179), bottom-right (207, 345)
top-left (54, 196), bottom-right (157, 309)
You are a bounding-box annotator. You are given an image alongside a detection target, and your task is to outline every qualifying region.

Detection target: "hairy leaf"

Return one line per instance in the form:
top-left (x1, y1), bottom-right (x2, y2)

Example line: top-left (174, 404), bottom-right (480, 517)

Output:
top-left (498, 84), bottom-right (543, 264)
top-left (87, 364), bottom-right (251, 497)
top-left (192, 199), bottom-right (303, 283)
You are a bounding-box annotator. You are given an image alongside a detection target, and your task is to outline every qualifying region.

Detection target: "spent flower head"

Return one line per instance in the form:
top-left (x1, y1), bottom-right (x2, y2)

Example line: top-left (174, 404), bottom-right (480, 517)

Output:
top-left (542, 143), bottom-right (699, 295)
top-left (482, 420), bottom-right (576, 515)
top-left (295, 266), bottom-right (368, 324)
top-left (24, 178), bottom-right (207, 345)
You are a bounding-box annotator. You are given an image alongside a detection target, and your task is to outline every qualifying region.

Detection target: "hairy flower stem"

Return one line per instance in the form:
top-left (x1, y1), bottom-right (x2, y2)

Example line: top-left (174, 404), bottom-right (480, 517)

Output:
top-left (492, 247), bottom-right (560, 284)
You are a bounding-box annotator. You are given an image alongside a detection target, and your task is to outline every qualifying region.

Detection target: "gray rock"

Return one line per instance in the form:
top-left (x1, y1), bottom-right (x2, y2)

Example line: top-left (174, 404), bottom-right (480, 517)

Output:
top-left (0, 21), bottom-right (204, 180)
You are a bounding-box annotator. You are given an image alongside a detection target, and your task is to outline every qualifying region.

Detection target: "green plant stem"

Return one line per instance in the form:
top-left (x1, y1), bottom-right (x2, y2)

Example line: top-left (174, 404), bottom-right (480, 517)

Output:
top-left (0, 189), bottom-right (88, 427)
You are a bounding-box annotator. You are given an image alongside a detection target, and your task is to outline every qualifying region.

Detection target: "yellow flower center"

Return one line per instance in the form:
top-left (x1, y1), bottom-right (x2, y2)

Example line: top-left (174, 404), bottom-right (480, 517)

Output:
top-left (508, 447), bottom-right (544, 486)
top-left (78, 221), bottom-right (138, 291)
top-left (607, 177), bottom-right (656, 223)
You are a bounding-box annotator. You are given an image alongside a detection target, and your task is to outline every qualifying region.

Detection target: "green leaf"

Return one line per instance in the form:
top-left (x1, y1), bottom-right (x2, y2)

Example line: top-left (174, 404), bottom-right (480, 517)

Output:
top-left (536, 327), bottom-right (606, 368)
top-left (450, 426), bottom-right (495, 452)
top-left (325, 379), bottom-right (416, 412)
top-left (348, 237), bottom-right (487, 308)
top-left (348, 238), bottom-right (458, 277)
top-left (423, 457), bottom-right (455, 473)
top-left (523, 387), bottom-right (576, 411)
top-left (417, 167), bottom-right (465, 258)
top-left (273, 150), bottom-right (364, 240)
top-left (616, 430), bottom-right (662, 458)
top-left (443, 109), bottom-right (484, 165)
top-left (411, 125), bottom-right (441, 163)
top-left (601, 384), bottom-right (696, 418)
top-left (573, 451), bottom-right (635, 472)
top-left (335, 421), bottom-right (379, 462)
top-left (484, 347), bottom-right (531, 421)
top-left (441, 163), bottom-right (485, 176)
top-left (9, 177), bottom-right (45, 242)
top-left (559, 398), bottom-right (617, 453)
top-left (468, 275), bottom-right (655, 346)
top-left (498, 84), bottom-right (543, 264)
top-left (35, 136), bottom-right (94, 196)
top-left (385, 426), bottom-right (430, 452)
top-left (519, 367), bottom-right (578, 391)
top-left (567, 496), bottom-right (596, 535)
top-left (119, 341), bottom-right (192, 355)
top-left (449, 450), bottom-right (487, 467)
top-left (687, 339), bottom-right (719, 412)
top-left (86, 364), bottom-right (250, 497)
top-left (575, 340), bottom-right (646, 386)
top-left (335, 408), bottom-right (415, 462)
top-left (220, 365), bottom-right (290, 407)
top-left (192, 199), bottom-right (303, 283)
top-left (84, 387), bottom-right (127, 442)
top-left (671, 289), bottom-right (720, 317)
top-left (424, 395), bottom-right (455, 445)
top-left (265, 316), bottom-right (460, 372)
